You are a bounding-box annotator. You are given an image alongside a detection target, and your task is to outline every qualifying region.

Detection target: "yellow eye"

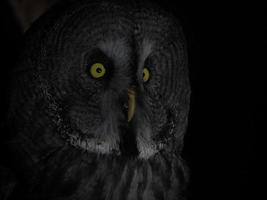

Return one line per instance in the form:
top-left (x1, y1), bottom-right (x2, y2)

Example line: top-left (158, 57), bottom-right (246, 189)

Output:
top-left (143, 67), bottom-right (150, 82)
top-left (90, 63), bottom-right (106, 78)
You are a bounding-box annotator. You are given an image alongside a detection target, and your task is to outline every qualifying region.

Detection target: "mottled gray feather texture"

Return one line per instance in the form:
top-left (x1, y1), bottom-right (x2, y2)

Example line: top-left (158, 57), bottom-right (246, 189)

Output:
top-left (7, 0), bottom-right (191, 199)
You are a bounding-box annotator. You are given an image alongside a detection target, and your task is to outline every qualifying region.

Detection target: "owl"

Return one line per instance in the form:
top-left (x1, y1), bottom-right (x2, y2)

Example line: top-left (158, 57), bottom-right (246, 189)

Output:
top-left (6, 0), bottom-right (191, 199)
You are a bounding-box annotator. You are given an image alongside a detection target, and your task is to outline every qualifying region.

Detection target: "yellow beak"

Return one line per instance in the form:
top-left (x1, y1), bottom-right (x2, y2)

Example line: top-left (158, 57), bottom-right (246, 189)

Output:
top-left (128, 88), bottom-right (136, 122)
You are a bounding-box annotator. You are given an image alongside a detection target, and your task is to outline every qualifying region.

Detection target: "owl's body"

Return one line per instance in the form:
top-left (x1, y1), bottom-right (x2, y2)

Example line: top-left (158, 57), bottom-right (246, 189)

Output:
top-left (6, 0), bottom-right (190, 199)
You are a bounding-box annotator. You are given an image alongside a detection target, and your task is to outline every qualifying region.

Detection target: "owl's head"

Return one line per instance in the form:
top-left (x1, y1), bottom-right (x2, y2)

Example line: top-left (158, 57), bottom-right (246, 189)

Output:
top-left (13, 0), bottom-right (190, 160)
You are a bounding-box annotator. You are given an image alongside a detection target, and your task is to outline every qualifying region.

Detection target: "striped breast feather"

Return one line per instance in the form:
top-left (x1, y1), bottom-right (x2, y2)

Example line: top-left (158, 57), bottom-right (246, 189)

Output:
top-left (17, 146), bottom-right (188, 200)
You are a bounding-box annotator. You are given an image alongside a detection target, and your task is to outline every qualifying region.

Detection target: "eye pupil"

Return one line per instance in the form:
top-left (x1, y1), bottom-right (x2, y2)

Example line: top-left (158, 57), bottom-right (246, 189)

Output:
top-left (96, 68), bottom-right (102, 73)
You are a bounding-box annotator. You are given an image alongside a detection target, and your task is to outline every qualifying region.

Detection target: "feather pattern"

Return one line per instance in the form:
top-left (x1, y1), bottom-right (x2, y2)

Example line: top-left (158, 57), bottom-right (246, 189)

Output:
top-left (6, 0), bottom-right (191, 199)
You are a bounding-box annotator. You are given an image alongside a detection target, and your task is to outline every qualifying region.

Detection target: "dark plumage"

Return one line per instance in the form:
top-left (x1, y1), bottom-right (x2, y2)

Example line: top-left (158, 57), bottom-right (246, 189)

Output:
top-left (5, 0), bottom-right (191, 199)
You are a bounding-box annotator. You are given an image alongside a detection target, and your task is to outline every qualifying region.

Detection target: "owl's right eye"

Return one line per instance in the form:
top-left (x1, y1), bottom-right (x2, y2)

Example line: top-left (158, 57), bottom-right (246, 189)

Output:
top-left (90, 63), bottom-right (106, 78)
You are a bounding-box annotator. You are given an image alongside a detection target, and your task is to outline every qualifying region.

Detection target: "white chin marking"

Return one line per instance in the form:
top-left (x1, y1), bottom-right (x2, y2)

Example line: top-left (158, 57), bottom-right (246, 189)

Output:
top-left (136, 125), bottom-right (160, 159)
top-left (68, 135), bottom-right (120, 155)
top-left (137, 136), bottom-right (159, 159)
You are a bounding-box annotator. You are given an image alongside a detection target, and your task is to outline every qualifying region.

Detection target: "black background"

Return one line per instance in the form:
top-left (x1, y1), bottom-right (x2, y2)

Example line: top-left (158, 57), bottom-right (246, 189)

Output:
top-left (0, 0), bottom-right (264, 199)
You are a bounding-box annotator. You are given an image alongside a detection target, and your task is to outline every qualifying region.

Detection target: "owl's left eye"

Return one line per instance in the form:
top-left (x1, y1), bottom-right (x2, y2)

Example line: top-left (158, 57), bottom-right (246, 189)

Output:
top-left (143, 67), bottom-right (150, 82)
top-left (90, 63), bottom-right (106, 78)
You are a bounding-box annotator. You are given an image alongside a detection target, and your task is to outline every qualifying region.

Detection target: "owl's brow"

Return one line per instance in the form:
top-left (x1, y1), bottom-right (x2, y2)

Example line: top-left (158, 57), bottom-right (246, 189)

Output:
top-left (97, 38), bottom-right (131, 67)
top-left (137, 39), bottom-right (154, 68)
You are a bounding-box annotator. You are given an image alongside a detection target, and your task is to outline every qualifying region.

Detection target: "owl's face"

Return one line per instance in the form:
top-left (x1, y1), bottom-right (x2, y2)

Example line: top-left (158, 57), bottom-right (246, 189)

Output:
top-left (37, 0), bottom-right (190, 159)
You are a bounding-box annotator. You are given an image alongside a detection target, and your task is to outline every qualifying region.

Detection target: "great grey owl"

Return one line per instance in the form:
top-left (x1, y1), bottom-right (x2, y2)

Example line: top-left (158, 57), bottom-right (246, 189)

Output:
top-left (5, 0), bottom-right (191, 199)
